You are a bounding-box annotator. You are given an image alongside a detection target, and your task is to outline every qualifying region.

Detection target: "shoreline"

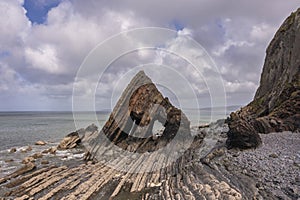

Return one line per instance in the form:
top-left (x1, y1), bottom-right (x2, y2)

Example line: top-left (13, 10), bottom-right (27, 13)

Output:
top-left (0, 122), bottom-right (299, 199)
top-left (214, 132), bottom-right (300, 199)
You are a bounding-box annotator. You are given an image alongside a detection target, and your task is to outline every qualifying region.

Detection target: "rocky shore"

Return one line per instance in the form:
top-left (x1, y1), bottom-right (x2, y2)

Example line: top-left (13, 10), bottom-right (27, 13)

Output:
top-left (0, 123), bottom-right (299, 199)
top-left (227, 8), bottom-right (300, 149)
top-left (0, 8), bottom-right (299, 200)
top-left (211, 131), bottom-right (300, 200)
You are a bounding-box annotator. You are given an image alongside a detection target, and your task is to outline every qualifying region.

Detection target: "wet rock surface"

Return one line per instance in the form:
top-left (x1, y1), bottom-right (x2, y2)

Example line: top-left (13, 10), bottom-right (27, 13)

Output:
top-left (0, 122), bottom-right (299, 199)
top-left (58, 131), bottom-right (81, 150)
top-left (0, 129), bottom-right (244, 200)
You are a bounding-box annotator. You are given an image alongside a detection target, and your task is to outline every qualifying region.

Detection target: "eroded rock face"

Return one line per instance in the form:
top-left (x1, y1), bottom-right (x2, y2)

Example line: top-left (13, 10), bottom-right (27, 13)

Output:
top-left (58, 131), bottom-right (81, 150)
top-left (227, 8), bottom-right (300, 149)
top-left (83, 70), bottom-right (191, 158)
top-left (226, 112), bottom-right (262, 149)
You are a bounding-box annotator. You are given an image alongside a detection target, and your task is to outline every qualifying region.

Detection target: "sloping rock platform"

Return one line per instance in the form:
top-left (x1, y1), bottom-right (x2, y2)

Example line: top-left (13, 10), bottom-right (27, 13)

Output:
top-left (0, 72), bottom-right (244, 199)
top-left (0, 137), bottom-right (243, 200)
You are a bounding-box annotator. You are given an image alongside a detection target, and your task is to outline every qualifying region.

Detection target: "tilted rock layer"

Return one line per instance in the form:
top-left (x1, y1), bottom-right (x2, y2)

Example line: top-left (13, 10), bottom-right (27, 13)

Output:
top-left (83, 70), bottom-right (191, 160)
top-left (227, 8), bottom-right (300, 149)
top-left (0, 72), bottom-right (245, 200)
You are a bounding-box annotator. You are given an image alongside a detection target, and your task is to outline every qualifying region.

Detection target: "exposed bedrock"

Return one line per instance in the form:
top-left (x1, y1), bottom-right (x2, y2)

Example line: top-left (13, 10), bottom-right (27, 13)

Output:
top-left (82, 70), bottom-right (192, 162)
top-left (227, 8), bottom-right (300, 149)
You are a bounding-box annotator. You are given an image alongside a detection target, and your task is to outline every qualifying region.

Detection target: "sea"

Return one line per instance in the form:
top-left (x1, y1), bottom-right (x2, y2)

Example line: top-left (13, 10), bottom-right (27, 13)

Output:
top-left (0, 106), bottom-right (239, 176)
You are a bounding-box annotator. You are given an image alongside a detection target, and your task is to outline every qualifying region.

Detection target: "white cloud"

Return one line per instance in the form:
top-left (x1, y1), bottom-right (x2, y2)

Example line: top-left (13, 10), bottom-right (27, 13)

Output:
top-left (225, 80), bottom-right (257, 93)
top-left (0, 64), bottom-right (15, 92)
top-left (0, 0), bottom-right (30, 48)
top-left (213, 40), bottom-right (254, 56)
top-left (0, 0), bottom-right (299, 110)
top-left (25, 44), bottom-right (62, 74)
top-left (250, 23), bottom-right (276, 42)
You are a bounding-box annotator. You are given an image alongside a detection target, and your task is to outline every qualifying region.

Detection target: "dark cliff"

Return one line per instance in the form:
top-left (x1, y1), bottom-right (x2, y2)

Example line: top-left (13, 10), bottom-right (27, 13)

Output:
top-left (227, 8), bottom-right (300, 149)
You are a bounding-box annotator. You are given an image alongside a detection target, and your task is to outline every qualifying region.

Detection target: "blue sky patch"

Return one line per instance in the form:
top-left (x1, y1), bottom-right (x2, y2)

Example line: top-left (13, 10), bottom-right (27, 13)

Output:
top-left (172, 20), bottom-right (184, 31)
top-left (0, 51), bottom-right (10, 59)
top-left (23, 0), bottom-right (62, 24)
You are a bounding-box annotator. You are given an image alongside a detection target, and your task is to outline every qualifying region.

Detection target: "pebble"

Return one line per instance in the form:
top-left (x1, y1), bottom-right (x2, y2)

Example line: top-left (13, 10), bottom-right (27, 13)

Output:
top-left (224, 132), bottom-right (300, 199)
top-left (22, 156), bottom-right (35, 164)
top-left (35, 141), bottom-right (47, 145)
top-left (41, 160), bottom-right (49, 165)
top-left (269, 153), bottom-right (278, 158)
top-left (9, 148), bottom-right (17, 153)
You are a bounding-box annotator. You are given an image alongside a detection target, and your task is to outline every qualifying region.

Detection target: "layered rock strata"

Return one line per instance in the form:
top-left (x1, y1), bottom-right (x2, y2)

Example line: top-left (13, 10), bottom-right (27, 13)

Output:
top-left (227, 8), bottom-right (300, 149)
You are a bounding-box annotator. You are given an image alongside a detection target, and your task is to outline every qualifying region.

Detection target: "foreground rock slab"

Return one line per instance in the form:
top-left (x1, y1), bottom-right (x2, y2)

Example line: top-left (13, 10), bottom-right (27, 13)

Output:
top-left (0, 139), bottom-right (244, 200)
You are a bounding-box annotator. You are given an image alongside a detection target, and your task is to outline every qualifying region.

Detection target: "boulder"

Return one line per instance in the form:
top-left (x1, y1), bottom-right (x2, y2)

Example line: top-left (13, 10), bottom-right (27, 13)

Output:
top-left (32, 153), bottom-right (43, 159)
top-left (58, 132), bottom-right (81, 150)
top-left (41, 160), bottom-right (49, 165)
top-left (21, 146), bottom-right (33, 153)
top-left (22, 156), bottom-right (35, 164)
top-left (26, 146), bottom-right (32, 152)
top-left (49, 147), bottom-right (57, 154)
top-left (42, 149), bottom-right (49, 154)
top-left (35, 141), bottom-right (47, 145)
top-left (226, 113), bottom-right (262, 149)
top-left (9, 148), bottom-right (17, 153)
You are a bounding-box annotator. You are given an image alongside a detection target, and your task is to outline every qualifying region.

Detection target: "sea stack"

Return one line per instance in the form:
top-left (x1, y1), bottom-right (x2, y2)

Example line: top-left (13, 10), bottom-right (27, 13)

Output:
top-left (83, 70), bottom-right (191, 160)
top-left (227, 8), bottom-right (300, 149)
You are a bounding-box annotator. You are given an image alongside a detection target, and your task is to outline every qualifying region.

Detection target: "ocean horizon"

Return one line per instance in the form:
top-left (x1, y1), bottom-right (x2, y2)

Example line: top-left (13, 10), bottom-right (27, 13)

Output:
top-left (0, 105), bottom-right (240, 151)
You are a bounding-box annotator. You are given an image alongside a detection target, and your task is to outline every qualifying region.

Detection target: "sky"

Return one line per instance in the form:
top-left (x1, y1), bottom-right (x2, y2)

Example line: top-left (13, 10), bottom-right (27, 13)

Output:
top-left (0, 0), bottom-right (299, 111)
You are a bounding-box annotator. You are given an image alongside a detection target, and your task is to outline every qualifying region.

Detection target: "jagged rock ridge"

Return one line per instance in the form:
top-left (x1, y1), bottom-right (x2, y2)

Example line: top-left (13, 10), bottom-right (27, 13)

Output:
top-left (227, 8), bottom-right (300, 149)
top-left (83, 70), bottom-right (191, 160)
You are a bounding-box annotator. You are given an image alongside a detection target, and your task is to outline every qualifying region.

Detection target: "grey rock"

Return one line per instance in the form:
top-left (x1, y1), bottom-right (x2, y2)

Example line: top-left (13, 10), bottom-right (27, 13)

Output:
top-left (227, 8), bottom-right (300, 149)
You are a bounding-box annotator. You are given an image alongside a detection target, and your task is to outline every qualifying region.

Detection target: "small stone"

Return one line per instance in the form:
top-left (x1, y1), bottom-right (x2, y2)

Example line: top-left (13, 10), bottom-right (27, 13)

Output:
top-left (9, 148), bottom-right (17, 153)
top-left (148, 182), bottom-right (162, 187)
top-left (42, 149), bottom-right (49, 154)
top-left (5, 159), bottom-right (14, 163)
top-left (22, 156), bottom-right (35, 164)
top-left (41, 160), bottom-right (49, 165)
top-left (32, 153), bottom-right (43, 159)
top-left (20, 148), bottom-right (28, 153)
top-left (26, 146), bottom-right (33, 151)
top-left (35, 141), bottom-right (46, 145)
top-left (270, 119), bottom-right (277, 125)
top-left (224, 164), bottom-right (233, 171)
top-left (256, 182), bottom-right (261, 188)
top-left (87, 161), bottom-right (94, 165)
top-left (269, 153), bottom-right (278, 158)
top-left (232, 153), bottom-right (239, 157)
top-left (49, 147), bottom-right (57, 154)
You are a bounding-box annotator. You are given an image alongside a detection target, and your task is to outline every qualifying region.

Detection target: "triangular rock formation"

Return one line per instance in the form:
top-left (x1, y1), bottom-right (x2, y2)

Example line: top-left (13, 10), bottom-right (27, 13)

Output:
top-left (227, 8), bottom-right (300, 149)
top-left (83, 70), bottom-right (191, 160)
